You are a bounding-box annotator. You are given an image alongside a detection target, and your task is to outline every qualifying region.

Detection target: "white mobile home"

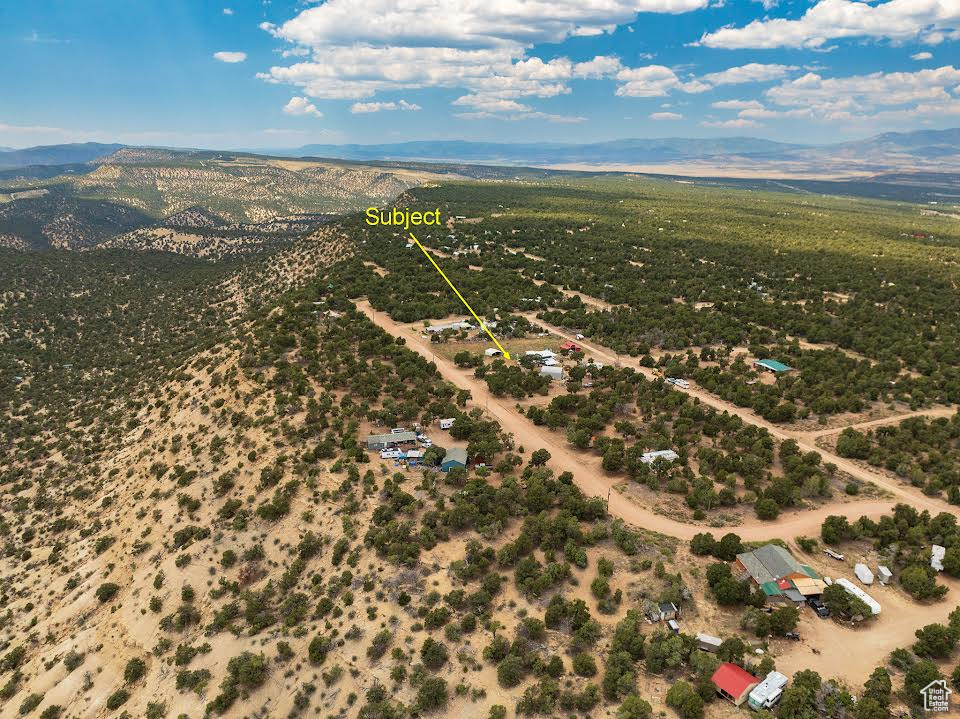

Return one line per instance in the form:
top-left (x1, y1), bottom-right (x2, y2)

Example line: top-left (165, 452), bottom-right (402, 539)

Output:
top-left (836, 578), bottom-right (881, 616)
top-left (640, 449), bottom-right (679, 464)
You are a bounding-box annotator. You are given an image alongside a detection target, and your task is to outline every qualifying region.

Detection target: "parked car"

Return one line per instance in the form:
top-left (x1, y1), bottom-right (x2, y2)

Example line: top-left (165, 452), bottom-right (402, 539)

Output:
top-left (807, 597), bottom-right (831, 618)
top-left (784, 631), bottom-right (801, 641)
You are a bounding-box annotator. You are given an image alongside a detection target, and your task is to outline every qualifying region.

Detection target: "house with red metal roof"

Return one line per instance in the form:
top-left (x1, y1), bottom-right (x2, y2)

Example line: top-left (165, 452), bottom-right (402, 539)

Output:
top-left (711, 663), bottom-right (759, 706)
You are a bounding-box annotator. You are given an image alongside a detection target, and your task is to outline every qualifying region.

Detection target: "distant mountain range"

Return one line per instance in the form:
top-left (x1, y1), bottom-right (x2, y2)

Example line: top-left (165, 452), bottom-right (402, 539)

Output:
top-left (268, 128), bottom-right (960, 178)
top-left (0, 142), bottom-right (123, 170)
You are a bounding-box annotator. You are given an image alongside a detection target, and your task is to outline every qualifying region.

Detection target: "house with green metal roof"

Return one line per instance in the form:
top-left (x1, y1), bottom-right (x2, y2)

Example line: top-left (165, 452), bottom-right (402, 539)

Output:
top-left (735, 544), bottom-right (819, 584)
top-left (753, 359), bottom-right (792, 373)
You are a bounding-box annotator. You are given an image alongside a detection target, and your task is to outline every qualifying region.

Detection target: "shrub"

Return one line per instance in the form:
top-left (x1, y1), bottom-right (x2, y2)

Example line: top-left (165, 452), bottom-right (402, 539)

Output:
top-left (416, 677), bottom-right (448, 711)
top-left (105, 689), bottom-right (129, 710)
top-left (95, 583), bottom-right (120, 602)
top-left (617, 695), bottom-right (653, 719)
top-left (123, 657), bottom-right (147, 683)
top-left (420, 638), bottom-right (448, 670)
top-left (666, 680), bottom-right (705, 719)
top-left (572, 653), bottom-right (598, 677)
top-left (496, 655), bottom-right (525, 688)
top-left (18, 694), bottom-right (43, 715)
top-left (308, 635), bottom-right (332, 665)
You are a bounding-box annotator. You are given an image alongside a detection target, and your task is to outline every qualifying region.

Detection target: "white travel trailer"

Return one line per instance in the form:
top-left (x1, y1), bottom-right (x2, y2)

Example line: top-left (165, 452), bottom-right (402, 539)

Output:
top-left (748, 672), bottom-right (789, 711)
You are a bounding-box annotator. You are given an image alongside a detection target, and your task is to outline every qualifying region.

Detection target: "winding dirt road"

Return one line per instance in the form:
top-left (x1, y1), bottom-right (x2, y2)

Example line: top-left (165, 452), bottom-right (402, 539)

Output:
top-left (357, 300), bottom-right (953, 542)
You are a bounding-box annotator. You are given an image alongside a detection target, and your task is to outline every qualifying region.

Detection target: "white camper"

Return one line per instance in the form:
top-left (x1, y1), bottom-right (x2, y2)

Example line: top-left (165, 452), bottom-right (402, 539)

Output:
top-left (877, 566), bottom-right (893, 585)
top-left (439, 418), bottom-right (455, 430)
top-left (748, 672), bottom-right (789, 711)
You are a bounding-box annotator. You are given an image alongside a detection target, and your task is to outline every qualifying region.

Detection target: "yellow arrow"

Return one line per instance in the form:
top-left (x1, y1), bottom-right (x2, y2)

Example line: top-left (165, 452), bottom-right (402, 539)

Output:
top-left (409, 232), bottom-right (511, 360)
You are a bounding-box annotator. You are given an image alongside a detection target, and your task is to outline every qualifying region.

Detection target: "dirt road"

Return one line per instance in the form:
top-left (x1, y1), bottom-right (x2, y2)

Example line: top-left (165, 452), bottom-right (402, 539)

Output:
top-left (801, 406), bottom-right (957, 440)
top-left (776, 575), bottom-right (960, 686)
top-left (358, 301), bottom-right (923, 543)
top-left (526, 312), bottom-right (957, 518)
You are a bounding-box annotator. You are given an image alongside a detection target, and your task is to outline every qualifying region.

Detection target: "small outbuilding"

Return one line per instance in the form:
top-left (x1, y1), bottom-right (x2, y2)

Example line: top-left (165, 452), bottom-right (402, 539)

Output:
top-left (560, 341), bottom-right (582, 353)
top-left (439, 418), bottom-right (456, 430)
top-left (854, 563), bottom-right (875, 585)
top-left (932, 545), bottom-right (946, 572)
top-left (711, 663), bottom-right (759, 706)
top-left (657, 602), bottom-right (680, 621)
top-left (696, 633), bottom-right (723, 653)
top-left (441, 447), bottom-right (468, 472)
top-left (484, 348), bottom-right (502, 357)
top-left (877, 566), bottom-right (893, 585)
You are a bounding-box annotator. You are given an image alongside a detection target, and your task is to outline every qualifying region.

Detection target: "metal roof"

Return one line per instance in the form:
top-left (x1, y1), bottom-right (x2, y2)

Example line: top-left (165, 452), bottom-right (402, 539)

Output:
top-left (442, 447), bottom-right (468, 465)
top-left (737, 544), bottom-right (816, 585)
top-left (367, 431), bottom-right (417, 445)
top-left (754, 359), bottom-right (792, 372)
top-left (712, 663), bottom-right (758, 700)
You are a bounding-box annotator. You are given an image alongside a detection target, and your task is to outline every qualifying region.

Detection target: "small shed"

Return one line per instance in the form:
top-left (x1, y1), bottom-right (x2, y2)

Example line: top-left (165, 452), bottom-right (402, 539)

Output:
top-left (877, 566), bottom-right (893, 585)
top-left (667, 619), bottom-right (680, 634)
top-left (711, 663), bottom-right (759, 706)
top-left (696, 633), bottom-right (723, 653)
top-left (854, 564), bottom-right (874, 585)
top-left (441, 447), bottom-right (468, 472)
top-left (753, 359), bottom-right (792, 373)
top-left (439, 418), bottom-right (456, 430)
top-left (484, 348), bottom-right (502, 357)
top-left (560, 341), bottom-right (582, 353)
top-left (658, 601), bottom-right (680, 621)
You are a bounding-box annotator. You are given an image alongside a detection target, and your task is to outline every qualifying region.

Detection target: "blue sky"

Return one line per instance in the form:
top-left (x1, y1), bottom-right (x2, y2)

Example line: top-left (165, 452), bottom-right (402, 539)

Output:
top-left (1, 0), bottom-right (958, 149)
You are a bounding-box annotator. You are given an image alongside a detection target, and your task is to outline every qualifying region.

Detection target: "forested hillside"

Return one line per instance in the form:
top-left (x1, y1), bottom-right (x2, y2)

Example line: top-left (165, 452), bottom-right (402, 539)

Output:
top-left (1, 173), bottom-right (958, 719)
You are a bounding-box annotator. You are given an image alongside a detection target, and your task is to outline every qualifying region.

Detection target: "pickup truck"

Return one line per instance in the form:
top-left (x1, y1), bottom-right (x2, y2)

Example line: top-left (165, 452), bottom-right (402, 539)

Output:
top-left (807, 597), bottom-right (831, 618)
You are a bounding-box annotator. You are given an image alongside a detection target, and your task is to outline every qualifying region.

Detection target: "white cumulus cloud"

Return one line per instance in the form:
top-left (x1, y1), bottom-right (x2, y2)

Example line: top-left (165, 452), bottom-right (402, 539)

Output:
top-left (283, 96), bottom-right (323, 118)
top-left (911, 51), bottom-right (933, 60)
top-left (350, 100), bottom-right (422, 113)
top-left (701, 118), bottom-right (762, 128)
top-left (213, 51), bottom-right (247, 63)
top-left (257, 0), bottom-right (708, 120)
top-left (700, 63), bottom-right (797, 86)
top-left (699, 0), bottom-right (960, 50)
